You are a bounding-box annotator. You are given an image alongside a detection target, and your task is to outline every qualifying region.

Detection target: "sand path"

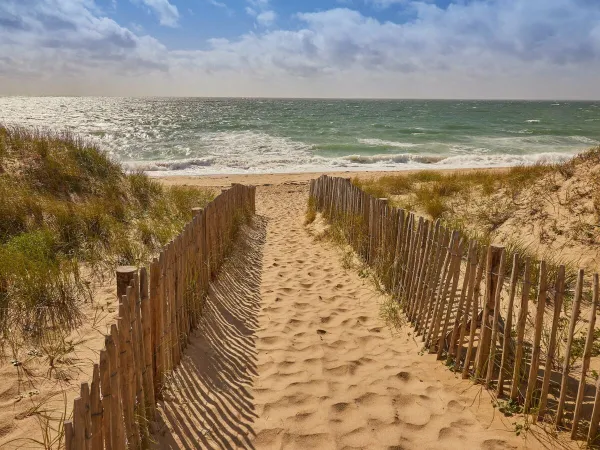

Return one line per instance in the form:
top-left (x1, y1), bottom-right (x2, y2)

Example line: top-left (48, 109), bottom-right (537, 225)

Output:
top-left (155, 183), bottom-right (539, 450)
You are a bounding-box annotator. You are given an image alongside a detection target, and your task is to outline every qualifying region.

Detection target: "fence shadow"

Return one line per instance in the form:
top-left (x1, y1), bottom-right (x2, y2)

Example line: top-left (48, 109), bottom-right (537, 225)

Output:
top-left (154, 215), bottom-right (267, 449)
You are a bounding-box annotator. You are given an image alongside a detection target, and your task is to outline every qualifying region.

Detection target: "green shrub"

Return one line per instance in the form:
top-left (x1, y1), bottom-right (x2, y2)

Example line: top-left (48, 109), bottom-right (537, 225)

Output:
top-left (0, 124), bottom-right (215, 340)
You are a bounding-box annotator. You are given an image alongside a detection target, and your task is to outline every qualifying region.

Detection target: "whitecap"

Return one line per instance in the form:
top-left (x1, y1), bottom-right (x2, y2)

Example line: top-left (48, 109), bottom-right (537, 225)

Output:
top-left (358, 138), bottom-right (419, 148)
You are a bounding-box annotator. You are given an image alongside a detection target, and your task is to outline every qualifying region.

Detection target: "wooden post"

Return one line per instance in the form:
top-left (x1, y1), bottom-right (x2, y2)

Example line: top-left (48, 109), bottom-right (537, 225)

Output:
top-left (149, 258), bottom-right (160, 395)
top-left (449, 242), bottom-right (476, 360)
top-left (510, 258), bottom-right (531, 401)
top-left (428, 231), bottom-right (457, 349)
top-left (589, 297), bottom-right (600, 444)
top-left (81, 383), bottom-right (92, 450)
top-left (429, 231), bottom-right (459, 352)
top-left (107, 326), bottom-right (125, 450)
top-left (158, 251), bottom-right (168, 390)
top-left (65, 421), bottom-right (74, 450)
top-left (497, 254), bottom-right (519, 396)
top-left (90, 364), bottom-right (104, 450)
top-left (556, 268), bottom-right (584, 426)
top-left (462, 250), bottom-right (486, 379)
top-left (412, 221), bottom-right (435, 326)
top-left (572, 273), bottom-right (598, 438)
top-left (116, 266), bottom-right (137, 299)
top-left (437, 237), bottom-right (465, 359)
top-left (537, 265), bottom-right (565, 421)
top-left (524, 261), bottom-right (547, 412)
top-left (99, 350), bottom-right (113, 450)
top-left (485, 248), bottom-right (506, 386)
top-left (423, 228), bottom-right (449, 339)
top-left (475, 245), bottom-right (504, 381)
top-left (117, 310), bottom-right (139, 449)
top-left (416, 221), bottom-right (441, 334)
top-left (130, 282), bottom-right (148, 446)
top-left (140, 267), bottom-right (156, 421)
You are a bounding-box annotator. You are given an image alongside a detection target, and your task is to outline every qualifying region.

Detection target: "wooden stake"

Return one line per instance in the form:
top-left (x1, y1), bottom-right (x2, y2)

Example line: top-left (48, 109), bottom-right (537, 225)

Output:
top-left (572, 273), bottom-right (598, 438)
top-left (99, 350), bottom-right (113, 450)
top-left (462, 250), bottom-right (486, 379)
top-left (556, 268), bottom-right (584, 426)
top-left (65, 421), bottom-right (74, 450)
top-left (524, 261), bottom-right (547, 412)
top-left (449, 241), bottom-right (476, 358)
top-left (510, 258), bottom-right (531, 401)
top-left (90, 364), bottom-right (104, 450)
top-left (497, 254), bottom-right (520, 397)
top-left (437, 237), bottom-right (465, 359)
top-left (537, 265), bottom-right (565, 421)
top-left (475, 245), bottom-right (504, 381)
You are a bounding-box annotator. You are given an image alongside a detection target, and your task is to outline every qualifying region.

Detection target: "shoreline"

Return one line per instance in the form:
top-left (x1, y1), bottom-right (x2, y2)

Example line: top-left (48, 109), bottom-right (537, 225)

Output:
top-left (156, 167), bottom-right (507, 188)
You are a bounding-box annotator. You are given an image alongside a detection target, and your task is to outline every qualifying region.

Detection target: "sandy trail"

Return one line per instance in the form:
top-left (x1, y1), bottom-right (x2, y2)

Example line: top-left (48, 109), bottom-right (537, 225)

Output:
top-left (155, 183), bottom-right (542, 450)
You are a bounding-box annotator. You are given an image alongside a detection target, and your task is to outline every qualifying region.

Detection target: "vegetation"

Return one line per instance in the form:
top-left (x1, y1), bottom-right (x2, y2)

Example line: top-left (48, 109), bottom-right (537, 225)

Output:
top-left (0, 125), bottom-right (214, 340)
top-left (353, 164), bottom-right (556, 223)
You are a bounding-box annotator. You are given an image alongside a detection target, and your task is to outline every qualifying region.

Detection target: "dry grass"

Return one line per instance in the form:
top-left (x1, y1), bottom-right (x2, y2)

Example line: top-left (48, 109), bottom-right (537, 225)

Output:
top-left (0, 124), bottom-right (214, 343)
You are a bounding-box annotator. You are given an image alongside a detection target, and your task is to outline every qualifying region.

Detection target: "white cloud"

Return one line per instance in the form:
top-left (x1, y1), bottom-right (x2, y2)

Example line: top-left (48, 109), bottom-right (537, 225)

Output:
top-left (135, 0), bottom-right (179, 26)
top-left (248, 0), bottom-right (269, 8)
top-left (2, 0), bottom-right (600, 98)
top-left (256, 10), bottom-right (276, 27)
top-left (367, 0), bottom-right (407, 7)
top-left (208, 0), bottom-right (228, 8)
top-left (0, 0), bottom-right (168, 79)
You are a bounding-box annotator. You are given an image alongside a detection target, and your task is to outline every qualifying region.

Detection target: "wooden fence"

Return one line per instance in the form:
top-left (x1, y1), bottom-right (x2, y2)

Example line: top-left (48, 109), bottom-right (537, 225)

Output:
top-left (64, 183), bottom-right (256, 449)
top-left (310, 175), bottom-right (600, 445)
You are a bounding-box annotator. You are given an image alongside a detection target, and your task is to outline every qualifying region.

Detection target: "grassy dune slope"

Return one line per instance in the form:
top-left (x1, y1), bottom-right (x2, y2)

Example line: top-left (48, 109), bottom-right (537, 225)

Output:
top-left (355, 148), bottom-right (600, 271)
top-left (0, 125), bottom-right (213, 340)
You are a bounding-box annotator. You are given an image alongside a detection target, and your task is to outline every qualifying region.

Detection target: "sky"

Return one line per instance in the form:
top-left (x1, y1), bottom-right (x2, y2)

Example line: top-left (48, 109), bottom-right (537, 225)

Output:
top-left (1, 0), bottom-right (600, 99)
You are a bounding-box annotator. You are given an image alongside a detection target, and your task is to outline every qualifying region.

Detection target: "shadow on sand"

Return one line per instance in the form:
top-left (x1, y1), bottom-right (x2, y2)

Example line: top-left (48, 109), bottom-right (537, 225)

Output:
top-left (154, 216), bottom-right (267, 449)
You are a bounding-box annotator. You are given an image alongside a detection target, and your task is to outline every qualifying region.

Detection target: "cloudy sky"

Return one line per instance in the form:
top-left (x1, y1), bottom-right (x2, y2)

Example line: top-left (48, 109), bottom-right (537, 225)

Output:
top-left (1, 0), bottom-right (600, 98)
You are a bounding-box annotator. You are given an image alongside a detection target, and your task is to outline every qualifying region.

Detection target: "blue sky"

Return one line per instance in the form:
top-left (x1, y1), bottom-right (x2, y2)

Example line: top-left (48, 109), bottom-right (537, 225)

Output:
top-left (1, 0), bottom-right (600, 98)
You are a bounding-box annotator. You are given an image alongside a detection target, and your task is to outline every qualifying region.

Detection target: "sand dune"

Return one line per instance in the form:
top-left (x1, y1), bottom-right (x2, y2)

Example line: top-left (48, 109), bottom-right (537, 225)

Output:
top-left (154, 182), bottom-right (553, 450)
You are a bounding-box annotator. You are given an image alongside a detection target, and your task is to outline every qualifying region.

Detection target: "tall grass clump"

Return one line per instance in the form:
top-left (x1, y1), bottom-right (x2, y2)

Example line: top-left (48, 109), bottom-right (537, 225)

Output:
top-left (0, 125), bottom-right (214, 343)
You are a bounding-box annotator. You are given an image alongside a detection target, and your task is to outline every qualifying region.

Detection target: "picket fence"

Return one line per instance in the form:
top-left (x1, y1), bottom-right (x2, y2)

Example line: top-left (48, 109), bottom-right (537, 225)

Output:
top-left (64, 183), bottom-right (256, 449)
top-left (309, 175), bottom-right (600, 445)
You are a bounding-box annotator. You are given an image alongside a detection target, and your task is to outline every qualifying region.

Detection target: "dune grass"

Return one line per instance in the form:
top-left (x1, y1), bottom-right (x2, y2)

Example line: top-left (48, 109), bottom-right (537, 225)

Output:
top-left (353, 150), bottom-right (600, 308)
top-left (0, 125), bottom-right (214, 341)
top-left (353, 163), bottom-right (559, 223)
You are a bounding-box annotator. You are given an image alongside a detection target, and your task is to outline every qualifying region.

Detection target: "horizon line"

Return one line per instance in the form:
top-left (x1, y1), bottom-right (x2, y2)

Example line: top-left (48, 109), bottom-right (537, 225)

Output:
top-left (1, 94), bottom-right (600, 102)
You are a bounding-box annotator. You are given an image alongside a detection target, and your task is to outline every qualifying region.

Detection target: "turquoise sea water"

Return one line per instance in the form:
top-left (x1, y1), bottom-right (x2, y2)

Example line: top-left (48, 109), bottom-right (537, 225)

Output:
top-left (0, 97), bottom-right (599, 175)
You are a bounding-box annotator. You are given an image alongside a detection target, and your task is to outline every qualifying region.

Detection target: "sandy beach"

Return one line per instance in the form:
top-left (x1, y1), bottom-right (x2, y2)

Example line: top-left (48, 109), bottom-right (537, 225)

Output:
top-left (156, 168), bottom-right (502, 189)
top-left (152, 173), bottom-right (564, 450)
top-left (0, 170), bottom-right (571, 449)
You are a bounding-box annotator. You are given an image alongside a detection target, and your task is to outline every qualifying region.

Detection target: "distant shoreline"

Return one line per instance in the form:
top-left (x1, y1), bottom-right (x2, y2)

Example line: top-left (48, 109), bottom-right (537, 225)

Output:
top-left (156, 167), bottom-right (507, 188)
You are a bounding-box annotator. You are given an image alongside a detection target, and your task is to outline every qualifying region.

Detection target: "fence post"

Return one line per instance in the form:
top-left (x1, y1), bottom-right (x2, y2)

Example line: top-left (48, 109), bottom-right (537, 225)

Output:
top-left (475, 245), bottom-right (504, 381)
top-left (524, 261), bottom-right (547, 412)
top-left (497, 254), bottom-right (520, 397)
top-left (556, 269), bottom-right (584, 425)
top-left (572, 273), bottom-right (598, 438)
top-left (462, 250), bottom-right (486, 379)
top-left (99, 350), bottom-right (113, 450)
top-left (510, 258), bottom-right (531, 401)
top-left (90, 364), bottom-right (104, 450)
top-left (116, 266), bottom-right (137, 299)
top-left (449, 241), bottom-right (476, 361)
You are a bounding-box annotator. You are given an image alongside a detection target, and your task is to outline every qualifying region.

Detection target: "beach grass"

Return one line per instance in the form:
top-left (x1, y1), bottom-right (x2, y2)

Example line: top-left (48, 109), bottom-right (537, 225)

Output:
top-left (0, 124), bottom-right (214, 341)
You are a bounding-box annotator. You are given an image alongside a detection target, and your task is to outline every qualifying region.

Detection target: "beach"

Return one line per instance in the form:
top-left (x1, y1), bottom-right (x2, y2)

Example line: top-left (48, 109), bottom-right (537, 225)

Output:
top-left (157, 171), bottom-right (578, 449)
top-left (0, 167), bottom-right (584, 449)
top-left (151, 174), bottom-right (564, 449)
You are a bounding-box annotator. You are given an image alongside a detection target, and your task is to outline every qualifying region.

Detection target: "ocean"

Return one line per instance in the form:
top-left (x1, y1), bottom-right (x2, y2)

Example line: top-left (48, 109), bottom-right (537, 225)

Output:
top-left (0, 97), bottom-right (599, 175)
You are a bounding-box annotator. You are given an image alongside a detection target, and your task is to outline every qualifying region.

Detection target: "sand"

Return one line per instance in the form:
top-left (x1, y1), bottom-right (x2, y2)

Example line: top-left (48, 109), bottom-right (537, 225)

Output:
top-left (0, 170), bottom-right (570, 449)
top-left (153, 177), bottom-right (562, 450)
top-left (0, 276), bottom-right (118, 448)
